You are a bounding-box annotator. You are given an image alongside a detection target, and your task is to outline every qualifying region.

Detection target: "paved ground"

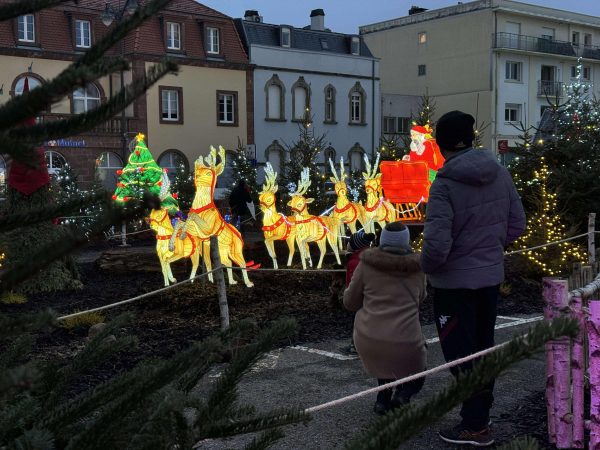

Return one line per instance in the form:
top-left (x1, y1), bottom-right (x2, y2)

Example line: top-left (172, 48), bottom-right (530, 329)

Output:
top-left (196, 314), bottom-right (546, 449)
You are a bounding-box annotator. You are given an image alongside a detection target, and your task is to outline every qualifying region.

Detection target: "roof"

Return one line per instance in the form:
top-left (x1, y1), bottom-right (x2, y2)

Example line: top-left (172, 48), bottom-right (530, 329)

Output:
top-left (237, 20), bottom-right (374, 58)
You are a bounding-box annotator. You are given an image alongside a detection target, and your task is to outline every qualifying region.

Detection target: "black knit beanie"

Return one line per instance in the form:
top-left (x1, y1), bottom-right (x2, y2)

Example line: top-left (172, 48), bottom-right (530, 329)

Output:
top-left (435, 110), bottom-right (475, 151)
top-left (349, 230), bottom-right (376, 251)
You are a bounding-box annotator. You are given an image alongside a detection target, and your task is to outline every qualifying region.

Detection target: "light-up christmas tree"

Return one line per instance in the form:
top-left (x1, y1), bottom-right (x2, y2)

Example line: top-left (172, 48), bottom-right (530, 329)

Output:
top-left (229, 139), bottom-right (259, 205)
top-left (113, 133), bottom-right (165, 203)
top-left (171, 163), bottom-right (194, 213)
top-left (513, 157), bottom-right (585, 276)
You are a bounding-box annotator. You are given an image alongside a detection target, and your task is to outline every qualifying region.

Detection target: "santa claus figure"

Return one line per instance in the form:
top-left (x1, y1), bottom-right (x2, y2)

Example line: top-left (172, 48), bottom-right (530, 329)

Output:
top-left (402, 124), bottom-right (444, 182)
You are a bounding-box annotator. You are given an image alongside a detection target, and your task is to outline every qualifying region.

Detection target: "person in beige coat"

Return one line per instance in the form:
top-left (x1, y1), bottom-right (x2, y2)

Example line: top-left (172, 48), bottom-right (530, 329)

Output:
top-left (343, 221), bottom-right (427, 414)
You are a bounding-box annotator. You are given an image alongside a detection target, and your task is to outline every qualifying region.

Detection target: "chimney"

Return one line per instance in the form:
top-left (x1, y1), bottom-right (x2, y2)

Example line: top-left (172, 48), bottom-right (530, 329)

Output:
top-left (408, 5), bottom-right (428, 15)
top-left (244, 10), bottom-right (262, 22)
top-left (310, 9), bottom-right (325, 31)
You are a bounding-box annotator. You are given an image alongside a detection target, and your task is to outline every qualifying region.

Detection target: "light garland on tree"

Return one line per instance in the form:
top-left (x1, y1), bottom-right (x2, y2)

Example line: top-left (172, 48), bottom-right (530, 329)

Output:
top-left (514, 157), bottom-right (585, 275)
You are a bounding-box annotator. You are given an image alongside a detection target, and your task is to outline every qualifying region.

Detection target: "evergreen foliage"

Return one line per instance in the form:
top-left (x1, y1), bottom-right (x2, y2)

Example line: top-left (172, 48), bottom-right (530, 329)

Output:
top-left (0, 312), bottom-right (307, 449)
top-left (171, 163), bottom-right (195, 213)
top-left (281, 115), bottom-right (330, 212)
top-left (508, 58), bottom-right (600, 227)
top-left (229, 138), bottom-right (260, 204)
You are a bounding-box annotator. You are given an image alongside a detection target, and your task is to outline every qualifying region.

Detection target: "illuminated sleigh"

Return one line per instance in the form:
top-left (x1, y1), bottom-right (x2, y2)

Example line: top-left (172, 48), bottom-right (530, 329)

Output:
top-left (380, 161), bottom-right (430, 222)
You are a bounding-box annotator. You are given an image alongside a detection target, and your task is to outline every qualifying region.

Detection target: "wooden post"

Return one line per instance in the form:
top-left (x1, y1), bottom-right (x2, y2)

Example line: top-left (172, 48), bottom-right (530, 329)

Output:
top-left (590, 213), bottom-right (597, 264)
top-left (572, 293), bottom-right (586, 448)
top-left (120, 221), bottom-right (129, 247)
top-left (546, 278), bottom-right (573, 448)
top-left (588, 300), bottom-right (600, 450)
top-left (210, 236), bottom-right (229, 330)
top-left (544, 277), bottom-right (557, 444)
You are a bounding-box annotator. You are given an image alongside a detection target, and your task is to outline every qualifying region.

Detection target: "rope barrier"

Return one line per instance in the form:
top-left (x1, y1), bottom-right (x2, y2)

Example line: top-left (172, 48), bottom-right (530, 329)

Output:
top-left (226, 266), bottom-right (346, 273)
top-left (504, 232), bottom-right (590, 256)
top-left (56, 268), bottom-right (220, 321)
top-left (106, 229), bottom-right (150, 240)
top-left (569, 271), bottom-right (600, 300)
top-left (304, 326), bottom-right (541, 414)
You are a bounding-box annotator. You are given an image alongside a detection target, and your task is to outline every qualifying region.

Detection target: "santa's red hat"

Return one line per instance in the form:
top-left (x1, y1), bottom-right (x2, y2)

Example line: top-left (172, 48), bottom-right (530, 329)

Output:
top-left (411, 124), bottom-right (433, 135)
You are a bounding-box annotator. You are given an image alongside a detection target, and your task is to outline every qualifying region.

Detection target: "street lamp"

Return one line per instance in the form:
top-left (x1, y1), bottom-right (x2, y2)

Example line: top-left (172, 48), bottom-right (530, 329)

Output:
top-left (101, 0), bottom-right (138, 246)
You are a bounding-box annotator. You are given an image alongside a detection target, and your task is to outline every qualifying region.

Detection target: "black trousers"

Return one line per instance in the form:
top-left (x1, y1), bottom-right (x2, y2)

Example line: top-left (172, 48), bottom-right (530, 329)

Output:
top-left (433, 284), bottom-right (499, 430)
top-left (376, 377), bottom-right (425, 405)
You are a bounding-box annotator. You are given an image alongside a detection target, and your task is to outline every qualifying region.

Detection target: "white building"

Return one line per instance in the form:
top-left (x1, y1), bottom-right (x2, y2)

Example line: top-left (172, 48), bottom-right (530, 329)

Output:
top-left (360, 1), bottom-right (600, 158)
top-left (236, 9), bottom-right (380, 176)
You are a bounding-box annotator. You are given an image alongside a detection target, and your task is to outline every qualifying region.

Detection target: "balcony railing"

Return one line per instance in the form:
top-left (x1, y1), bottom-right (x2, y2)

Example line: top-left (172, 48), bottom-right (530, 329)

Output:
top-left (39, 113), bottom-right (129, 135)
top-left (493, 32), bottom-right (576, 57)
top-left (537, 80), bottom-right (564, 98)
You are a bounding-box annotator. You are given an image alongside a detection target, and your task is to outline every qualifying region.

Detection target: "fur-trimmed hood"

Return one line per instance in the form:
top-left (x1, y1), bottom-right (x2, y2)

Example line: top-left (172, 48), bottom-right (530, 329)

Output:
top-left (360, 247), bottom-right (422, 273)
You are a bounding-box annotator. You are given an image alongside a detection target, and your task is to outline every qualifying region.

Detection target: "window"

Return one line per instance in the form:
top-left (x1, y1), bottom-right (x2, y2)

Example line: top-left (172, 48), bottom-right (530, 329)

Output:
top-left (159, 87), bottom-right (182, 123)
top-left (570, 65), bottom-right (590, 80)
top-left (206, 27), bottom-right (220, 54)
top-left (397, 117), bottom-right (411, 134)
top-left (324, 147), bottom-right (336, 168)
top-left (266, 140), bottom-right (284, 174)
top-left (158, 150), bottom-right (188, 182)
top-left (73, 83), bottom-right (101, 113)
top-left (505, 61), bottom-right (522, 81)
top-left (166, 22), bottom-right (181, 50)
top-left (265, 74), bottom-right (285, 120)
top-left (75, 20), bottom-right (91, 48)
top-left (17, 15), bottom-right (35, 42)
top-left (349, 143), bottom-right (365, 172)
top-left (348, 82), bottom-right (366, 125)
top-left (324, 84), bottom-right (336, 123)
top-left (217, 91), bottom-right (237, 126)
top-left (418, 64), bottom-right (426, 76)
top-left (291, 77), bottom-right (310, 121)
top-left (504, 103), bottom-right (521, 123)
top-left (383, 116), bottom-right (396, 134)
top-left (96, 152), bottom-right (123, 191)
top-left (351, 36), bottom-right (360, 55)
top-left (585, 33), bottom-right (593, 47)
top-left (44, 151), bottom-right (67, 176)
top-left (13, 75), bottom-right (41, 96)
top-left (541, 27), bottom-right (554, 41)
top-left (572, 31), bottom-right (580, 46)
top-left (281, 27), bottom-right (291, 47)
top-left (320, 39), bottom-right (329, 50)
top-left (418, 31), bottom-right (427, 44)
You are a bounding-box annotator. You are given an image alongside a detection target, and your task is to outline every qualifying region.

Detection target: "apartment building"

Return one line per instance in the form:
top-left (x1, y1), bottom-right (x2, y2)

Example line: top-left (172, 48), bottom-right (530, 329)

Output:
top-left (236, 9), bottom-right (380, 176)
top-left (360, 0), bottom-right (600, 156)
top-left (0, 0), bottom-right (250, 191)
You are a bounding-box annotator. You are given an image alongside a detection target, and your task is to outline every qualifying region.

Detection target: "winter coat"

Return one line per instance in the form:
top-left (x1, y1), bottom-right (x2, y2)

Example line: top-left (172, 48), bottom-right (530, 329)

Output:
top-left (421, 148), bottom-right (526, 289)
top-left (229, 185), bottom-right (252, 216)
top-left (345, 249), bottom-right (365, 287)
top-left (343, 248), bottom-right (427, 379)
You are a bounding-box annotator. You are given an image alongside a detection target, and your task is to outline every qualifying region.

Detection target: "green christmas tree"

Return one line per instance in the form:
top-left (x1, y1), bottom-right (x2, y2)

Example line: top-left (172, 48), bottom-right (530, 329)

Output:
top-left (229, 138), bottom-right (259, 205)
top-left (171, 163), bottom-right (194, 212)
top-left (113, 133), bottom-right (165, 203)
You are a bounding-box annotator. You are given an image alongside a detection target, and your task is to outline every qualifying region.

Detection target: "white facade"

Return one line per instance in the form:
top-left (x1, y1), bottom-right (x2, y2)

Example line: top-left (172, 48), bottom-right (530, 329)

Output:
top-left (247, 43), bottom-right (380, 176)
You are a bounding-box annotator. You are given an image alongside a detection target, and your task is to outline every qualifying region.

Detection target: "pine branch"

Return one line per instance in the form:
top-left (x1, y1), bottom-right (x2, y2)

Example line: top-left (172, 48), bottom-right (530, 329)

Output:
top-left (0, 335), bottom-right (34, 369)
top-left (0, 201), bottom-right (146, 294)
top-left (0, 0), bottom-right (76, 21)
top-left (243, 429), bottom-right (285, 450)
top-left (201, 318), bottom-right (297, 422)
top-left (201, 408), bottom-right (309, 439)
top-left (0, 56), bottom-right (130, 136)
top-left (496, 437), bottom-right (540, 450)
top-left (7, 59), bottom-right (178, 146)
top-left (345, 317), bottom-right (578, 450)
top-left (0, 396), bottom-right (40, 440)
top-left (0, 310), bottom-right (56, 340)
top-left (0, 192), bottom-right (105, 233)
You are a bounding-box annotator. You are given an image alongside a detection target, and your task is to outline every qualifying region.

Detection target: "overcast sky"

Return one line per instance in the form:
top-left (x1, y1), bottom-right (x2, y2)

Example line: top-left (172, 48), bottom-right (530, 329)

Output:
top-left (200, 0), bottom-right (600, 34)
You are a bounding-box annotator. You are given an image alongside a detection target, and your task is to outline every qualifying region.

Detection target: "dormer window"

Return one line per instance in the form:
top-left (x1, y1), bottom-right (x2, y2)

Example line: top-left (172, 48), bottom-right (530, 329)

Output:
top-left (17, 15), bottom-right (35, 42)
top-left (281, 27), bottom-right (291, 47)
top-left (351, 36), bottom-right (360, 55)
top-left (206, 27), bottom-right (220, 54)
top-left (75, 20), bottom-right (91, 48)
top-left (166, 22), bottom-right (181, 50)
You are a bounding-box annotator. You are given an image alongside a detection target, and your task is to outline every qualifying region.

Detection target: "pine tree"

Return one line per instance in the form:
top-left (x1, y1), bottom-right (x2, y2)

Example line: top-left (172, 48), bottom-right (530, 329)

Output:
top-left (513, 157), bottom-right (585, 276)
top-left (171, 162), bottom-right (195, 212)
top-left (113, 133), bottom-right (165, 203)
top-left (229, 138), bottom-right (259, 204)
top-left (281, 111), bottom-right (330, 212)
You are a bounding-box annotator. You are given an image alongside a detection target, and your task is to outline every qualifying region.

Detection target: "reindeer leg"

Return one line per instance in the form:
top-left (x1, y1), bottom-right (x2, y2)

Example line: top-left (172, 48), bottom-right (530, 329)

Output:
top-left (328, 232), bottom-right (342, 265)
top-left (265, 238), bottom-right (278, 269)
top-left (189, 250), bottom-right (200, 283)
top-left (316, 239), bottom-right (326, 269)
top-left (286, 236), bottom-right (295, 266)
top-left (202, 240), bottom-right (214, 283)
top-left (298, 238), bottom-right (307, 270)
top-left (160, 259), bottom-right (170, 286)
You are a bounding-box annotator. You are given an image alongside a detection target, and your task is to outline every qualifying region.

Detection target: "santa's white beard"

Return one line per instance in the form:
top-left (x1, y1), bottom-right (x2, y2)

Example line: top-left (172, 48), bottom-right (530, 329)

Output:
top-left (410, 139), bottom-right (426, 155)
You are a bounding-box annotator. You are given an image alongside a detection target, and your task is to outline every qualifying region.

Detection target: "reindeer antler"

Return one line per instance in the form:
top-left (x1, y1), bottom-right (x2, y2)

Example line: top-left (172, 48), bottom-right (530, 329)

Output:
top-left (263, 162), bottom-right (278, 193)
top-left (291, 167), bottom-right (311, 196)
top-left (328, 158), bottom-right (339, 182)
top-left (372, 152), bottom-right (381, 178)
top-left (364, 153), bottom-right (372, 177)
top-left (159, 172), bottom-right (170, 201)
top-left (339, 157), bottom-right (347, 180)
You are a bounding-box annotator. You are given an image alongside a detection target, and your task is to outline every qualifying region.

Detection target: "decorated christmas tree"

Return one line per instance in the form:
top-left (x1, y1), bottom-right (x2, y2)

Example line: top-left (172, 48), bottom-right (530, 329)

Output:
top-left (229, 138), bottom-right (259, 204)
top-left (171, 163), bottom-right (194, 212)
top-left (513, 157), bottom-right (585, 276)
top-left (113, 133), bottom-right (165, 203)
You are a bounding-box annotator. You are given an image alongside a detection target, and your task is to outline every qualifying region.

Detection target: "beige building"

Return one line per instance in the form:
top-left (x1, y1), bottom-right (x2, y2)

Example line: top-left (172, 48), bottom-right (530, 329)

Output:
top-left (361, 0), bottom-right (600, 156)
top-left (0, 0), bottom-right (250, 191)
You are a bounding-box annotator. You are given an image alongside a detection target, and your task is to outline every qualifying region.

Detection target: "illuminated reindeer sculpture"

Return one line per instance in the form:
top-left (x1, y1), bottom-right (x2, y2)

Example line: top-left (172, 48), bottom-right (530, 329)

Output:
top-left (362, 153), bottom-right (396, 234)
top-left (329, 157), bottom-right (365, 249)
top-left (181, 146), bottom-right (253, 287)
top-left (288, 168), bottom-right (342, 270)
top-left (259, 163), bottom-right (300, 269)
top-left (149, 174), bottom-right (211, 286)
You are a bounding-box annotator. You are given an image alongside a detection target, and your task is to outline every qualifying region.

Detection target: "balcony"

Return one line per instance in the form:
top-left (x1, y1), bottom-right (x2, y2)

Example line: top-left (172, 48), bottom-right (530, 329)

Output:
top-left (493, 32), bottom-right (576, 57)
top-left (38, 113), bottom-right (129, 135)
top-left (537, 80), bottom-right (564, 98)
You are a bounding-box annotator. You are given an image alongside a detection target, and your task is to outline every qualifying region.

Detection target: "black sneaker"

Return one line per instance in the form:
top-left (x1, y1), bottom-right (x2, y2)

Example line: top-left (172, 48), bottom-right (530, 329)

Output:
top-left (438, 425), bottom-right (494, 447)
top-left (339, 343), bottom-right (358, 356)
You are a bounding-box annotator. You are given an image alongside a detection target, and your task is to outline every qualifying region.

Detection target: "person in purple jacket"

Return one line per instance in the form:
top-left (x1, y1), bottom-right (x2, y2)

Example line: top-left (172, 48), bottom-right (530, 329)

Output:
top-left (421, 110), bottom-right (526, 447)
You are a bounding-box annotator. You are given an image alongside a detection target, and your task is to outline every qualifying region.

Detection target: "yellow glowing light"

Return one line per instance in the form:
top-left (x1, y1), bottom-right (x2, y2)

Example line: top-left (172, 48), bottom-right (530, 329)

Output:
top-left (136, 132), bottom-right (145, 142)
top-left (362, 153), bottom-right (397, 232)
top-left (287, 167), bottom-right (342, 270)
top-left (329, 157), bottom-right (365, 245)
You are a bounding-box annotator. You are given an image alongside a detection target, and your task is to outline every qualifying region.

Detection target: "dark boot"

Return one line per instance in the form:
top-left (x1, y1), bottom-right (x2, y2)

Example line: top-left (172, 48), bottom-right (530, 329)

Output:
top-left (374, 379), bottom-right (393, 415)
